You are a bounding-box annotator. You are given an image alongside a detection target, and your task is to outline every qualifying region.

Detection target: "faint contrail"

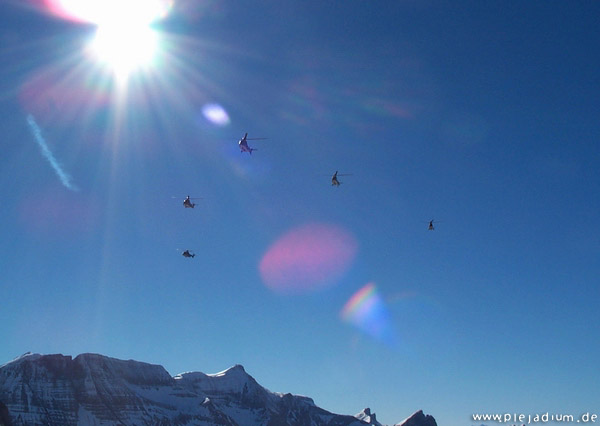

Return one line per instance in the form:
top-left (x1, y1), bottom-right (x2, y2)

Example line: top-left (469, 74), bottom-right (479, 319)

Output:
top-left (27, 114), bottom-right (78, 191)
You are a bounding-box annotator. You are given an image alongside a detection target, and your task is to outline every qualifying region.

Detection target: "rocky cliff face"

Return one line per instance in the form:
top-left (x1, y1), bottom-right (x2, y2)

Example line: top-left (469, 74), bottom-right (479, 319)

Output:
top-left (0, 353), bottom-right (436, 426)
top-left (0, 401), bottom-right (12, 426)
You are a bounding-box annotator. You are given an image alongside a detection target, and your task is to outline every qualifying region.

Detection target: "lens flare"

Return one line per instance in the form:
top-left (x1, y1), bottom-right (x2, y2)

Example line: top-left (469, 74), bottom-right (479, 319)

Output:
top-left (341, 282), bottom-right (397, 346)
top-left (40, 0), bottom-right (172, 25)
top-left (259, 223), bottom-right (358, 294)
top-left (19, 190), bottom-right (99, 236)
top-left (202, 103), bottom-right (230, 126)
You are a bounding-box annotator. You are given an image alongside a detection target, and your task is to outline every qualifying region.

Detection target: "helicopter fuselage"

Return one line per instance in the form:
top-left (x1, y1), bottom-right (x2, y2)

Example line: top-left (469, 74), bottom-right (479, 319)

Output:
top-left (239, 138), bottom-right (254, 154)
top-left (331, 171), bottom-right (341, 186)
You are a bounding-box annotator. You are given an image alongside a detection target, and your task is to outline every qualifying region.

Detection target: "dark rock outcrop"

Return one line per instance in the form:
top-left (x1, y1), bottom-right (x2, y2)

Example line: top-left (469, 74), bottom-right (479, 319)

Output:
top-left (0, 401), bottom-right (13, 426)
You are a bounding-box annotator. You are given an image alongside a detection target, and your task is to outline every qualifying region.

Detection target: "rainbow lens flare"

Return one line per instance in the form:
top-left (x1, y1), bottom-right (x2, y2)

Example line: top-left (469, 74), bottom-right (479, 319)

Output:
top-left (341, 282), bottom-right (397, 346)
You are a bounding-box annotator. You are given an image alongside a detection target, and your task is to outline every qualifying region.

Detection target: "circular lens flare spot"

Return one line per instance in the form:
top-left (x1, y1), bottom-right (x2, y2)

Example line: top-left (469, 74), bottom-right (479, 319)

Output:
top-left (202, 104), bottom-right (230, 126)
top-left (259, 223), bottom-right (358, 294)
top-left (19, 190), bottom-right (99, 236)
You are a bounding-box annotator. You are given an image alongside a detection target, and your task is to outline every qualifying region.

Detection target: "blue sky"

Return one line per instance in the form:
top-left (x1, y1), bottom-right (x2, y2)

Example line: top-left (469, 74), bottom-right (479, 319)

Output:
top-left (1, 1), bottom-right (599, 425)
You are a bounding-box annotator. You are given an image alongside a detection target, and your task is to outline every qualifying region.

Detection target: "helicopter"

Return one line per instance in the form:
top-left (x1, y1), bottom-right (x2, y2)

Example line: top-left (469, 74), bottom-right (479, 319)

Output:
top-left (182, 250), bottom-right (195, 258)
top-left (173, 195), bottom-right (202, 208)
top-left (183, 195), bottom-right (197, 208)
top-left (238, 133), bottom-right (267, 154)
top-left (331, 171), bottom-right (352, 186)
top-left (427, 220), bottom-right (440, 230)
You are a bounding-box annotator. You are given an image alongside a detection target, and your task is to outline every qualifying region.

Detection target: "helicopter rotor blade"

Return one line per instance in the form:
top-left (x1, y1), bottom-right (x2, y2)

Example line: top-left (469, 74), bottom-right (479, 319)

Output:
top-left (171, 196), bottom-right (203, 199)
top-left (246, 138), bottom-right (268, 140)
top-left (319, 172), bottom-right (353, 176)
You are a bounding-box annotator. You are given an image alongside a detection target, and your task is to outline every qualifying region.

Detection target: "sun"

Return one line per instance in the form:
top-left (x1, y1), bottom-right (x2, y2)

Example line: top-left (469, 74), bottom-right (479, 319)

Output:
top-left (90, 22), bottom-right (159, 81)
top-left (45, 0), bottom-right (172, 82)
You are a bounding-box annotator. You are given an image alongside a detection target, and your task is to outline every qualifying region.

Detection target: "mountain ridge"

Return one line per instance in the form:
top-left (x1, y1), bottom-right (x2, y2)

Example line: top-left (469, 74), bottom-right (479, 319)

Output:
top-left (0, 352), bottom-right (437, 426)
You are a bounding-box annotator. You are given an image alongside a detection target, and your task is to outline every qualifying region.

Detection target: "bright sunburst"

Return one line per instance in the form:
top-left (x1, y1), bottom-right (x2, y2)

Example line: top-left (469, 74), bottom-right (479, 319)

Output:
top-left (90, 22), bottom-right (159, 81)
top-left (46, 0), bottom-right (172, 82)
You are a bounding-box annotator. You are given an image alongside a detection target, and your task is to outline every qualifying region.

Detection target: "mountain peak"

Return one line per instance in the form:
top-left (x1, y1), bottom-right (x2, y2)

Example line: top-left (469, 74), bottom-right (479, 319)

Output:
top-left (396, 410), bottom-right (438, 426)
top-left (213, 363), bottom-right (247, 377)
top-left (182, 363), bottom-right (263, 399)
top-left (355, 407), bottom-right (383, 425)
top-left (356, 407), bottom-right (371, 419)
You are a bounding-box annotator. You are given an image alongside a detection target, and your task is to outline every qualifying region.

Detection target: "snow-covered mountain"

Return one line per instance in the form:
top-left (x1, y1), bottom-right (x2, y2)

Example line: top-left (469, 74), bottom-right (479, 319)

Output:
top-left (0, 353), bottom-right (437, 426)
top-left (395, 410), bottom-right (438, 426)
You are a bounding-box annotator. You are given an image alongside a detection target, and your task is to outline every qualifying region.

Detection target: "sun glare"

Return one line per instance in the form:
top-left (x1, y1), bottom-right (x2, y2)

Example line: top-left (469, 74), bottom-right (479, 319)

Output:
top-left (90, 23), bottom-right (159, 80)
top-left (50, 0), bottom-right (174, 82)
